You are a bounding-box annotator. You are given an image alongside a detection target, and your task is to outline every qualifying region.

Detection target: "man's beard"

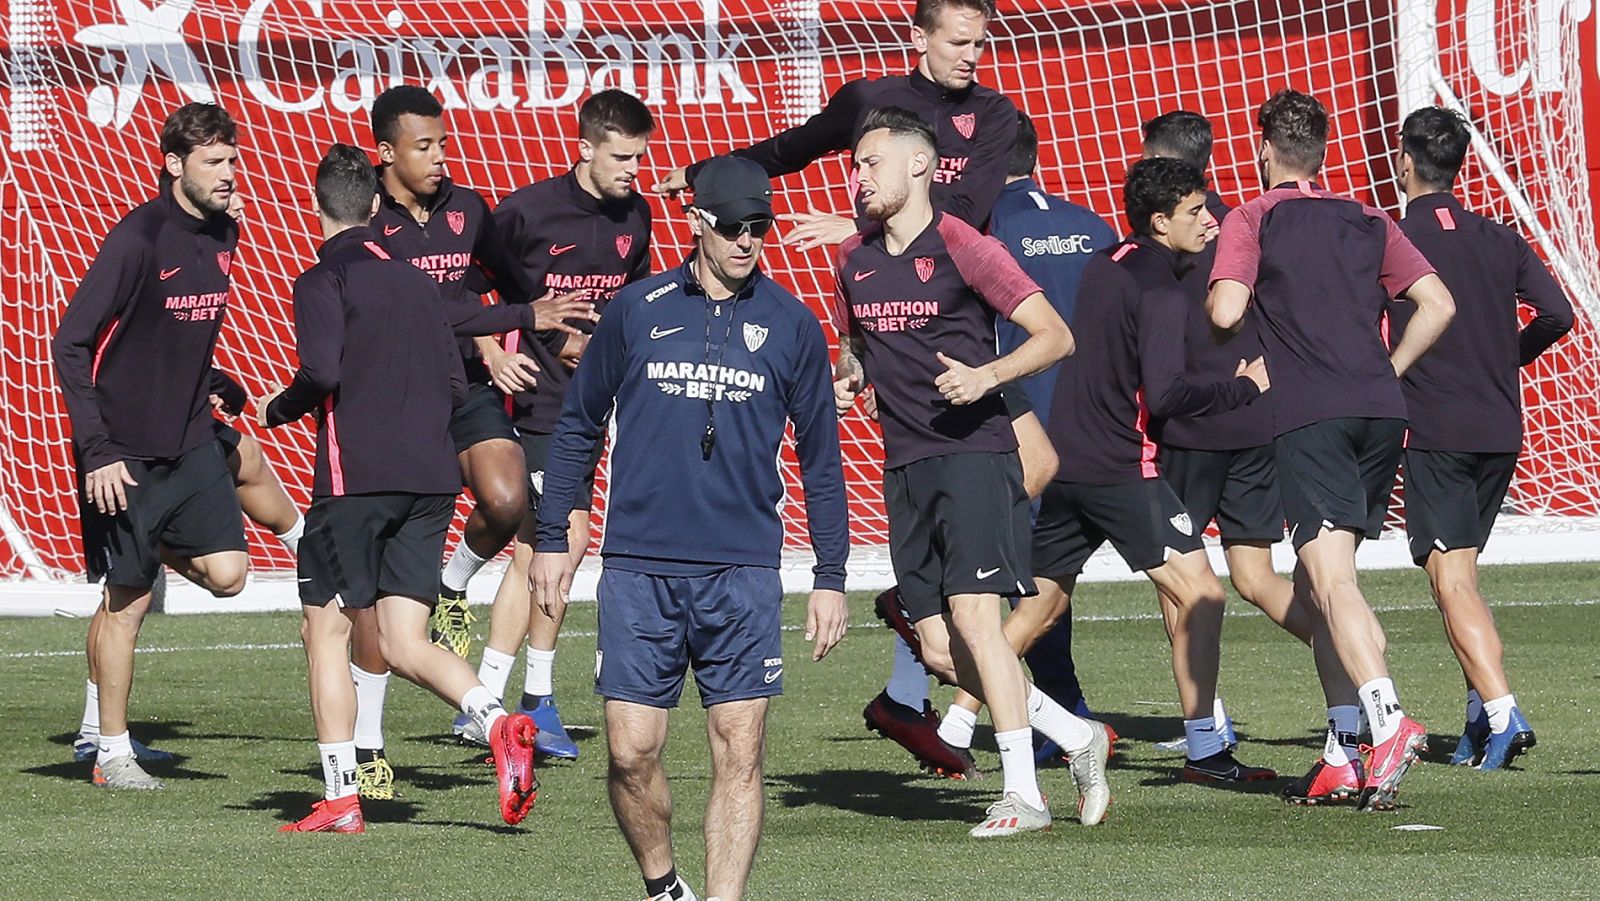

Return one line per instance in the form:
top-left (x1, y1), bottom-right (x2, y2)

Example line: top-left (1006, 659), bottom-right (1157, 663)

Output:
top-left (181, 172), bottom-right (228, 215)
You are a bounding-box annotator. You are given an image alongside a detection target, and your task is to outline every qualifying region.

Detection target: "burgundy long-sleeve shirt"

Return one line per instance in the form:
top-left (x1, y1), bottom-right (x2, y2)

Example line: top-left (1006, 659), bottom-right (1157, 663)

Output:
top-left (53, 189), bottom-right (239, 472)
top-left (690, 70), bottom-right (1018, 229)
top-left (1050, 235), bottom-right (1262, 484)
top-left (492, 170), bottom-right (653, 432)
top-left (373, 173), bottom-right (538, 381)
top-left (266, 226), bottom-right (465, 497)
top-left (1389, 192), bottom-right (1574, 453)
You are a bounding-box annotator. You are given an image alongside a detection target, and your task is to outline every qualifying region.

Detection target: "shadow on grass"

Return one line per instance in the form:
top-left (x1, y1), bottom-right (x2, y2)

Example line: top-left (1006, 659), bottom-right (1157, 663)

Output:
top-left (769, 768), bottom-right (986, 823)
top-left (22, 757), bottom-right (225, 783)
top-left (236, 787), bottom-right (525, 834)
top-left (48, 722), bottom-right (286, 749)
top-left (1125, 759), bottom-right (1286, 795)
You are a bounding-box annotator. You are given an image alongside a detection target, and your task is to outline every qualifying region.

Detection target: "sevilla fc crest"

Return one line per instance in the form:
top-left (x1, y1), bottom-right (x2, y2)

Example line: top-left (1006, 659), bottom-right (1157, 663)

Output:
top-left (914, 256), bottom-right (936, 283)
top-left (743, 322), bottom-right (769, 352)
top-left (216, 251), bottom-right (232, 275)
top-left (951, 113), bottom-right (976, 139)
top-left (1170, 513), bottom-right (1194, 536)
top-left (616, 234), bottom-right (633, 258)
top-left (447, 210), bottom-right (465, 235)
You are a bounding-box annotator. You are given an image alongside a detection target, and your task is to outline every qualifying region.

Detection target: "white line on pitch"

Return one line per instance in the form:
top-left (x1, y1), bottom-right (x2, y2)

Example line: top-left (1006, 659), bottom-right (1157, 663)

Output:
top-left (2, 596), bottom-right (1596, 660)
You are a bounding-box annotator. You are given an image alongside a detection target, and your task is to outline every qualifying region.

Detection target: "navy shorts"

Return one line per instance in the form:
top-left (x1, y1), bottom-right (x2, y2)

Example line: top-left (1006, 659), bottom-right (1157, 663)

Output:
top-left (79, 438), bottom-right (247, 590)
top-left (1402, 449), bottom-right (1518, 566)
top-left (595, 564), bottom-right (784, 709)
top-left (449, 382), bottom-right (519, 455)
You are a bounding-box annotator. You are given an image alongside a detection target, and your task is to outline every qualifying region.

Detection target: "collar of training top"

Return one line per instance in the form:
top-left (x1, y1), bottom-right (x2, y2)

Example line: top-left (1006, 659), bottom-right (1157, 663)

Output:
top-left (158, 186), bottom-right (229, 235)
top-left (907, 67), bottom-right (975, 104)
top-left (375, 165), bottom-right (456, 219)
top-left (1127, 232), bottom-right (1190, 278)
top-left (1403, 191), bottom-right (1463, 215)
top-left (677, 252), bottom-right (765, 301)
top-left (316, 224), bottom-right (381, 259)
top-left (561, 167), bottom-right (638, 216)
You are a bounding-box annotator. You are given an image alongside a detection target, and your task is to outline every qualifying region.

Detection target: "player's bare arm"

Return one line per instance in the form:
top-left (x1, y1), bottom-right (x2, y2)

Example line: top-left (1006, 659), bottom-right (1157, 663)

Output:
top-left (935, 292), bottom-right (1070, 405)
top-left (782, 208), bottom-right (857, 252)
top-left (1387, 273), bottom-right (1455, 378)
top-left (833, 336), bottom-right (867, 414)
top-left (1207, 278), bottom-right (1252, 338)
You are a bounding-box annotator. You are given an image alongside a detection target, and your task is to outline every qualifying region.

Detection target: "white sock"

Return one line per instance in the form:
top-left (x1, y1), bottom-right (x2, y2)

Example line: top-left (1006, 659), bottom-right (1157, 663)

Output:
top-left (1465, 688), bottom-right (1484, 723)
top-left (1025, 684), bottom-right (1093, 751)
top-left (461, 685), bottom-right (506, 734)
top-left (80, 680), bottom-right (100, 738)
top-left (97, 730), bottom-right (132, 765)
top-left (884, 636), bottom-right (929, 710)
top-left (318, 740), bottom-right (359, 800)
top-left (477, 647), bottom-right (517, 701)
top-left (1483, 694), bottom-right (1517, 734)
top-left (1321, 722), bottom-right (1348, 766)
top-left (351, 664), bottom-right (390, 751)
top-left (440, 543), bottom-right (490, 593)
top-left (1324, 705), bottom-right (1361, 766)
top-left (276, 514), bottom-right (305, 557)
top-left (1212, 696), bottom-right (1229, 732)
top-left (1359, 677), bottom-right (1405, 744)
top-left (525, 646), bottom-right (556, 698)
top-left (936, 704), bottom-right (978, 750)
top-left (995, 727), bottom-right (1045, 810)
top-left (1184, 717), bottom-right (1225, 760)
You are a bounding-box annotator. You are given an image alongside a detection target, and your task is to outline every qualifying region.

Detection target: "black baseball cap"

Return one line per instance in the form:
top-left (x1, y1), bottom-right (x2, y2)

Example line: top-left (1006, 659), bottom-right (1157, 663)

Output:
top-left (692, 156), bottom-right (773, 223)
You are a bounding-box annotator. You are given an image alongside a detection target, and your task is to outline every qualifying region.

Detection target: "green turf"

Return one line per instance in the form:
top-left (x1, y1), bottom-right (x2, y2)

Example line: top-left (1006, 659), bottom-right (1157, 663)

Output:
top-left (2, 563), bottom-right (1598, 898)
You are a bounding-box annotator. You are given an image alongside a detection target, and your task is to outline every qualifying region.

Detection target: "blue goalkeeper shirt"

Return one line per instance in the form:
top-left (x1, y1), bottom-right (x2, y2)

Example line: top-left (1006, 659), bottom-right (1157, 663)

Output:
top-left (536, 255), bottom-right (849, 591)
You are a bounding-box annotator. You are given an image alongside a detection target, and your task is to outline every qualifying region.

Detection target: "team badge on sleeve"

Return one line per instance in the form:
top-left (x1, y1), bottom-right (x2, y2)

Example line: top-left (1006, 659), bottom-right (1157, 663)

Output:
top-left (743, 322), bottom-right (768, 352)
top-left (951, 113), bottom-right (976, 139)
top-left (914, 257), bottom-right (936, 283)
top-left (616, 234), bottom-right (634, 257)
top-left (447, 210), bottom-right (465, 235)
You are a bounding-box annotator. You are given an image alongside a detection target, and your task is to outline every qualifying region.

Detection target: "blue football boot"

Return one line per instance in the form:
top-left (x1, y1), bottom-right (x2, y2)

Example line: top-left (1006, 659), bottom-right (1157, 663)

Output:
top-left (1478, 707), bottom-right (1536, 771)
top-left (73, 733), bottom-right (174, 763)
top-left (1449, 711), bottom-right (1490, 766)
top-left (521, 696), bottom-right (579, 760)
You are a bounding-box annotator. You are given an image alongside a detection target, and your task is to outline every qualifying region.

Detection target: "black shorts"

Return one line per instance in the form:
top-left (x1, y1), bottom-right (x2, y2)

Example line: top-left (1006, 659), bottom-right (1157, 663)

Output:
top-left (1274, 417), bottom-right (1405, 550)
top-left (1158, 444), bottom-right (1285, 543)
top-left (1402, 449), bottom-right (1518, 566)
top-left (299, 493), bottom-right (455, 609)
top-left (520, 431), bottom-right (600, 515)
top-left (885, 452), bottom-right (1037, 622)
top-left (213, 419), bottom-right (243, 456)
top-left (1032, 478), bottom-right (1204, 580)
top-left (79, 439), bottom-right (247, 590)
top-left (449, 382), bottom-right (519, 455)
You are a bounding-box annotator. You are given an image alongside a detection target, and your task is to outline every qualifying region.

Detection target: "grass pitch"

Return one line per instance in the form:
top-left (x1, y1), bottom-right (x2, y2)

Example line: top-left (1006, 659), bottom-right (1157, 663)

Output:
top-left (3, 562), bottom-right (1599, 899)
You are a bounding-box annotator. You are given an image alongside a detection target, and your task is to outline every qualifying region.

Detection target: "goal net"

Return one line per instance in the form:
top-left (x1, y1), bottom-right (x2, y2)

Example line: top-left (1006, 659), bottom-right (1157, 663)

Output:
top-left (2, 0), bottom-right (1597, 584)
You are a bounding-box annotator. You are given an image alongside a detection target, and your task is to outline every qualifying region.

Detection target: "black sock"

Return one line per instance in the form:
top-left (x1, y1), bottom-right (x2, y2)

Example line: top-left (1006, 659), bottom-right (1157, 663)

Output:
top-left (355, 746), bottom-right (384, 764)
top-left (643, 867), bottom-right (680, 898)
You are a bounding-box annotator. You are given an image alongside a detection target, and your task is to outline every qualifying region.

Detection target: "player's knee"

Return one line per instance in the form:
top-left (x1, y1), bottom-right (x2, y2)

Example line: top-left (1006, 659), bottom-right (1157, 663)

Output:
top-left (921, 644), bottom-right (958, 685)
top-left (608, 742), bottom-right (663, 784)
top-left (205, 562), bottom-right (248, 598)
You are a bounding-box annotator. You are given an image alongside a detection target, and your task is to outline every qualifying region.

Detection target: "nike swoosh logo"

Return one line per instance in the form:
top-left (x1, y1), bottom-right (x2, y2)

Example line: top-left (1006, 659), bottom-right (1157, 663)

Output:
top-left (650, 326), bottom-right (684, 339)
top-left (853, 269), bottom-right (876, 281)
top-left (550, 244), bottom-right (577, 256)
top-left (763, 668), bottom-right (782, 684)
top-left (976, 567), bottom-right (1000, 579)
top-left (159, 267), bottom-right (181, 280)
top-left (384, 225), bottom-right (403, 236)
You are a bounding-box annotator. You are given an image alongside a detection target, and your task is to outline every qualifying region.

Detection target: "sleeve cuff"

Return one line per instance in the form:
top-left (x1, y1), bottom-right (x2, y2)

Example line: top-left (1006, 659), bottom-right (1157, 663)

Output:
top-left (812, 571), bottom-right (846, 593)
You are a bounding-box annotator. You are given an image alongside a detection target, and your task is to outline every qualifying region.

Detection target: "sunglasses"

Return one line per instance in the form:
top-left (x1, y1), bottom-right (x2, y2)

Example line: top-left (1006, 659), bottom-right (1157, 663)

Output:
top-left (696, 208), bottom-right (775, 240)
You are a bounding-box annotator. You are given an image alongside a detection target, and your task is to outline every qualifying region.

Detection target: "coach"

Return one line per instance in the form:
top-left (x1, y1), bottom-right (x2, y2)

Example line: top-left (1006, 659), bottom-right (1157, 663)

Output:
top-left (531, 156), bottom-right (849, 901)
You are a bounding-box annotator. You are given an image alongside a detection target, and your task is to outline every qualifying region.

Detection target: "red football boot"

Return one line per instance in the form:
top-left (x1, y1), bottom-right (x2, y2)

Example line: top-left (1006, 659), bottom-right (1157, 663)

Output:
top-left (863, 690), bottom-right (979, 780)
top-left (489, 711), bottom-right (539, 824)
top-left (280, 795), bottom-right (365, 833)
